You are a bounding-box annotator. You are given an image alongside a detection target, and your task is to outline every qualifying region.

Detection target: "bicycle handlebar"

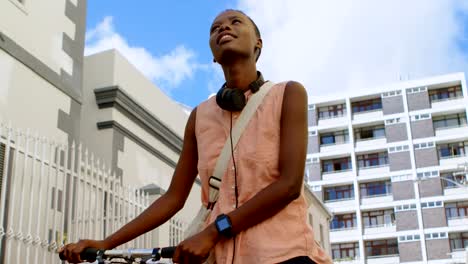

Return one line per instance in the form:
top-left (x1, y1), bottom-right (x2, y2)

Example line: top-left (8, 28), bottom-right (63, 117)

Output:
top-left (59, 246), bottom-right (176, 262)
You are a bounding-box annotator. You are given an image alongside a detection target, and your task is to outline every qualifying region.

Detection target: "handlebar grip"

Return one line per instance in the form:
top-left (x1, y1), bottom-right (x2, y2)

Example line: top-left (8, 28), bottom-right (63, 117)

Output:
top-left (81, 247), bottom-right (99, 261)
top-left (160, 246), bottom-right (176, 258)
top-left (58, 247), bottom-right (99, 262)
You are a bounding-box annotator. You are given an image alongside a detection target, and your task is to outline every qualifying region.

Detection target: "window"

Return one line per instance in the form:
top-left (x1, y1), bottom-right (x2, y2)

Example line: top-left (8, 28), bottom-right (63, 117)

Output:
top-left (429, 85), bottom-right (463, 102)
top-left (319, 224), bottom-right (324, 247)
top-left (382, 90), bottom-right (402, 98)
top-left (433, 113), bottom-right (467, 130)
top-left (438, 141), bottom-right (468, 158)
top-left (398, 234), bottom-right (421, 242)
top-left (320, 130), bottom-right (349, 145)
top-left (365, 239), bottom-right (398, 257)
top-left (354, 125), bottom-right (385, 141)
top-left (406, 87), bottom-right (427, 94)
top-left (352, 98), bottom-right (382, 113)
top-left (421, 201), bottom-right (443, 208)
top-left (417, 170), bottom-right (439, 180)
top-left (362, 209), bottom-right (395, 228)
top-left (414, 142), bottom-right (435, 150)
top-left (360, 181), bottom-right (392, 198)
top-left (169, 218), bottom-right (185, 247)
top-left (332, 243), bottom-right (359, 260)
top-left (426, 232), bottom-right (447, 240)
top-left (411, 113), bottom-right (431, 121)
top-left (449, 232), bottom-right (468, 251)
top-left (385, 117), bottom-right (405, 125)
top-left (388, 145), bottom-right (409, 153)
top-left (322, 157), bottom-right (352, 173)
top-left (318, 104), bottom-right (346, 119)
top-left (445, 201), bottom-right (468, 219)
top-left (324, 185), bottom-right (354, 202)
top-left (330, 213), bottom-right (357, 230)
top-left (357, 152), bottom-right (388, 168)
top-left (395, 203), bottom-right (417, 212)
top-left (441, 172), bottom-right (466, 189)
top-left (391, 174), bottom-right (413, 182)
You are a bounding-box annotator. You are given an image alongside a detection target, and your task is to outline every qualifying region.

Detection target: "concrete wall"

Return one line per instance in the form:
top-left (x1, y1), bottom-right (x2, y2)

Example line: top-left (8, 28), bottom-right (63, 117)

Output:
top-left (411, 119), bottom-right (435, 139)
top-left (396, 210), bottom-right (419, 231)
top-left (407, 91), bottom-right (430, 112)
top-left (308, 108), bottom-right (317, 126)
top-left (308, 135), bottom-right (319, 154)
top-left (414, 148), bottom-right (439, 168)
top-left (398, 241), bottom-right (422, 262)
top-left (422, 207), bottom-right (447, 228)
top-left (305, 189), bottom-right (332, 256)
top-left (426, 239), bottom-right (451, 260)
top-left (385, 123), bottom-right (408, 143)
top-left (389, 151), bottom-right (412, 171)
top-left (418, 178), bottom-right (443, 198)
top-left (393, 180), bottom-right (415, 200)
top-left (382, 95), bottom-right (404, 115)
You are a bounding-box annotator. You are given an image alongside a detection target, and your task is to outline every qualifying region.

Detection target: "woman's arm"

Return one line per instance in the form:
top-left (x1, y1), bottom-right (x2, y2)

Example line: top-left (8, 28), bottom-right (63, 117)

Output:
top-left (173, 81), bottom-right (309, 263)
top-left (60, 108), bottom-right (200, 263)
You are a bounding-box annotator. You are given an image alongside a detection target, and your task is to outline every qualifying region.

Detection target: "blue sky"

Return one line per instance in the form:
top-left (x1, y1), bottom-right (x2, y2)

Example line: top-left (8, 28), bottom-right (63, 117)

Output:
top-left (86, 0), bottom-right (236, 107)
top-left (85, 1), bottom-right (468, 108)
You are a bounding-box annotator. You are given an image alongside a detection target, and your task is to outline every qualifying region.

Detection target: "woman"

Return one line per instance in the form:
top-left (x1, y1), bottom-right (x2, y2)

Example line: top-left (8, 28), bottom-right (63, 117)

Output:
top-left (60, 9), bottom-right (332, 264)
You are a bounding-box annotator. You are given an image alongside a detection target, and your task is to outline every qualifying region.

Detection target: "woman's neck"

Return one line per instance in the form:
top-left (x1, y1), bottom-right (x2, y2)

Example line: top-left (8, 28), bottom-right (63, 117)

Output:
top-left (222, 60), bottom-right (258, 91)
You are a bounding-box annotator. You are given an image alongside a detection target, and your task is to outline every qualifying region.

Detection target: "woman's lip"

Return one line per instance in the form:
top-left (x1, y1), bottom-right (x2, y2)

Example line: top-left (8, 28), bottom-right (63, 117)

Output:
top-left (217, 32), bottom-right (236, 44)
top-left (218, 34), bottom-right (235, 44)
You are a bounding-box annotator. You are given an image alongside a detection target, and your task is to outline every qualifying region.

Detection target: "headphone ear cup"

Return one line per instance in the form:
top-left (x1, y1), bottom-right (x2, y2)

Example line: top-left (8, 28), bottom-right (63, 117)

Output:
top-left (216, 87), bottom-right (246, 112)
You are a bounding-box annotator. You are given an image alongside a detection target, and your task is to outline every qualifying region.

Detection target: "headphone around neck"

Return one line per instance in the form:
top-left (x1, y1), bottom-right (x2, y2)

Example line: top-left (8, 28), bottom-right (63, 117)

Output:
top-left (216, 71), bottom-right (265, 112)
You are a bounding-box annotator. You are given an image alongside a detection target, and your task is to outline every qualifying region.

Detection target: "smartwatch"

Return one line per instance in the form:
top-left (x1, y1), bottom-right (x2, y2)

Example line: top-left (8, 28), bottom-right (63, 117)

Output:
top-left (215, 214), bottom-right (233, 238)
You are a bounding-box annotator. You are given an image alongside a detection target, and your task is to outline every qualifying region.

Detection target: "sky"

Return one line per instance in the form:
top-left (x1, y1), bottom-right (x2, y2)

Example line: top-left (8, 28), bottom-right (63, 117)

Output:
top-left (85, 1), bottom-right (468, 108)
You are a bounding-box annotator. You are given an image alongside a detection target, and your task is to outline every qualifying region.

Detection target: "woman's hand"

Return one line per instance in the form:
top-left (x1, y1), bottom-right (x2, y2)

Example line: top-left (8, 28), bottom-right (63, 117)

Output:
top-left (58, 239), bottom-right (109, 263)
top-left (173, 224), bottom-right (220, 264)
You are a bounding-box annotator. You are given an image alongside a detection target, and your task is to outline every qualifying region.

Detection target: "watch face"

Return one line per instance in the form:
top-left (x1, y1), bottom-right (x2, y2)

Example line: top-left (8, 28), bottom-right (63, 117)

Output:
top-left (218, 217), bottom-right (230, 230)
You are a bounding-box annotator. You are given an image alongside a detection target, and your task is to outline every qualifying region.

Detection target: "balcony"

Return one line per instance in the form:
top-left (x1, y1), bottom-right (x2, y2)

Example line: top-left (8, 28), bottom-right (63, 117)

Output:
top-left (447, 216), bottom-right (468, 228)
top-left (325, 198), bottom-right (356, 213)
top-left (449, 248), bottom-right (468, 263)
top-left (438, 142), bottom-right (468, 169)
top-left (351, 98), bottom-right (383, 124)
top-left (355, 137), bottom-right (387, 152)
top-left (330, 228), bottom-right (361, 243)
top-left (320, 143), bottom-right (352, 157)
top-left (322, 169), bottom-right (354, 182)
top-left (366, 255), bottom-right (399, 264)
top-left (357, 153), bottom-right (390, 177)
top-left (317, 104), bottom-right (348, 128)
top-left (363, 223), bottom-right (396, 236)
top-left (332, 257), bottom-right (360, 264)
top-left (361, 194), bottom-right (393, 206)
top-left (435, 125), bottom-right (468, 139)
top-left (429, 85), bottom-right (464, 110)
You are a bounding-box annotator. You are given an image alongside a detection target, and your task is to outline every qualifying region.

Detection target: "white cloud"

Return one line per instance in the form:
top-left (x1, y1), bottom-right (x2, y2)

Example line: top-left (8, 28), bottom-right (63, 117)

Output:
top-left (85, 16), bottom-right (199, 90)
top-left (236, 0), bottom-right (468, 100)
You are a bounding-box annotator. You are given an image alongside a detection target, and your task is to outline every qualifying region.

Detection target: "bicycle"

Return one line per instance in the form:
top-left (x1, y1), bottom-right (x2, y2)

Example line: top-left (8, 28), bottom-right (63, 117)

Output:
top-left (59, 246), bottom-right (176, 264)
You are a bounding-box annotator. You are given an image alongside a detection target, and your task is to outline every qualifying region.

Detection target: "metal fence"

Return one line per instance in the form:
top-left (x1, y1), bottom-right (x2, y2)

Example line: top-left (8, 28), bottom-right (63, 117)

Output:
top-left (0, 123), bottom-right (156, 263)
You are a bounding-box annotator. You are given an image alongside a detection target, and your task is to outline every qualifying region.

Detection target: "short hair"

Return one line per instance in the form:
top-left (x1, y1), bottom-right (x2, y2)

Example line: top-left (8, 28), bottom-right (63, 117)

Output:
top-left (222, 9), bottom-right (262, 61)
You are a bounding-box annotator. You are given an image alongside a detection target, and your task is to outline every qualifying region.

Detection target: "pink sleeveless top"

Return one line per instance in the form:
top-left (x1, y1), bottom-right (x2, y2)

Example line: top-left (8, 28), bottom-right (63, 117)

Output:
top-left (195, 82), bottom-right (332, 264)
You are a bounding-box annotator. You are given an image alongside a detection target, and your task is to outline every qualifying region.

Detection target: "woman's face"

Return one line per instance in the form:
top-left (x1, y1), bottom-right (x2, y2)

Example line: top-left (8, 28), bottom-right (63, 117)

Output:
top-left (209, 10), bottom-right (261, 64)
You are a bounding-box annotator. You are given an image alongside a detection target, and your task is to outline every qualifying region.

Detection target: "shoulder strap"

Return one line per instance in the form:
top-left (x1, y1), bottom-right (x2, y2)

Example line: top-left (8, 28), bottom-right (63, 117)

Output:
top-left (207, 81), bottom-right (276, 205)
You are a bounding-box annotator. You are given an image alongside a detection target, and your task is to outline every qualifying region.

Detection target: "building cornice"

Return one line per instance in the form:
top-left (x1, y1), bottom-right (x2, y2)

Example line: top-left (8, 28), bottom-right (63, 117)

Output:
top-left (94, 86), bottom-right (183, 154)
top-left (97, 120), bottom-right (177, 168)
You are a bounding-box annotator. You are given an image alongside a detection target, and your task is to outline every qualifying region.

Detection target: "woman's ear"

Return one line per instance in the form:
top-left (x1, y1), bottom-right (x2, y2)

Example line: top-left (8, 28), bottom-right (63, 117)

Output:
top-left (213, 58), bottom-right (217, 63)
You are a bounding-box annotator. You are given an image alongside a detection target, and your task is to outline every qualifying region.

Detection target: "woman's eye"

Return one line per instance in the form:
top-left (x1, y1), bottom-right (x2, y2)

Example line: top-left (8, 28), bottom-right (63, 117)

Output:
top-left (232, 19), bottom-right (241, 24)
top-left (210, 26), bottom-right (219, 33)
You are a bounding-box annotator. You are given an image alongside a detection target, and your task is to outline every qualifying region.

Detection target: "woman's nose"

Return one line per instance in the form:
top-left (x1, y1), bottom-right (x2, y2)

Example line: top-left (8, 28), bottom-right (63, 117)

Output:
top-left (218, 23), bottom-right (231, 33)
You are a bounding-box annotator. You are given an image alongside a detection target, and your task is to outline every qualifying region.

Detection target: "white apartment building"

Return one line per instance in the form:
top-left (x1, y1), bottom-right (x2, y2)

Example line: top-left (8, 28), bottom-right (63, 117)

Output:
top-left (306, 73), bottom-right (468, 264)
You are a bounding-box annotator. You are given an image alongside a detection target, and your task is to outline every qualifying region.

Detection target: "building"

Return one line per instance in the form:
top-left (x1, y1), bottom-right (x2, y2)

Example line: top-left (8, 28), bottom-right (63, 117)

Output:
top-left (306, 73), bottom-right (468, 264)
top-left (0, 0), bottom-right (200, 262)
top-left (305, 186), bottom-right (333, 256)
